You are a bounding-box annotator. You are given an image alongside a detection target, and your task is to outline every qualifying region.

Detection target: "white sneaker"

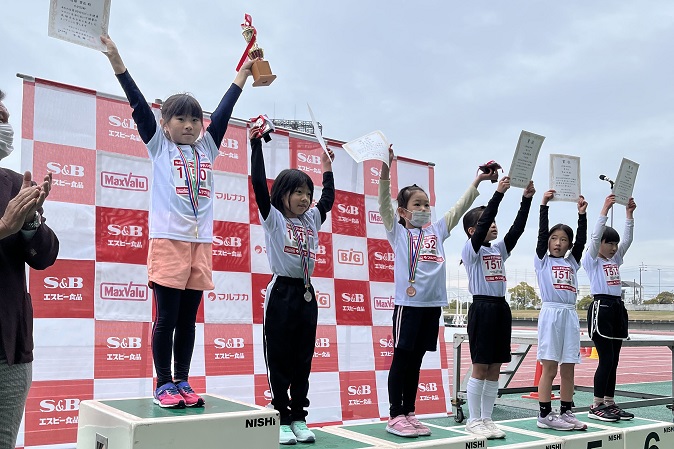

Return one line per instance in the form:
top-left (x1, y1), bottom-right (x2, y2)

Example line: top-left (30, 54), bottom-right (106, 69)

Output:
top-left (482, 418), bottom-right (506, 439)
top-left (560, 410), bottom-right (588, 430)
top-left (279, 425), bottom-right (297, 445)
top-left (537, 412), bottom-right (575, 431)
top-left (465, 419), bottom-right (494, 439)
top-left (290, 421), bottom-right (315, 443)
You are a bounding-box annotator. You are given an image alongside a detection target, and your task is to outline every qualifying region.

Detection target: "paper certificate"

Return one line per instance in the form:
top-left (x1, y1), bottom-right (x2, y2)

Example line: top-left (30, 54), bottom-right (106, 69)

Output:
top-left (342, 131), bottom-right (390, 166)
top-left (307, 104), bottom-right (331, 159)
top-left (48, 0), bottom-right (111, 51)
top-left (549, 154), bottom-right (581, 202)
top-left (508, 130), bottom-right (545, 188)
top-left (613, 158), bottom-right (639, 206)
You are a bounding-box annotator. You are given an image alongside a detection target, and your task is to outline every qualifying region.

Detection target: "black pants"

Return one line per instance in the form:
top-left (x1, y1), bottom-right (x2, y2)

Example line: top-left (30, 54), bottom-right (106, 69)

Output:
top-left (388, 346), bottom-right (425, 418)
top-left (152, 284), bottom-right (203, 387)
top-left (264, 276), bottom-right (318, 425)
top-left (588, 295), bottom-right (627, 398)
top-left (592, 335), bottom-right (623, 398)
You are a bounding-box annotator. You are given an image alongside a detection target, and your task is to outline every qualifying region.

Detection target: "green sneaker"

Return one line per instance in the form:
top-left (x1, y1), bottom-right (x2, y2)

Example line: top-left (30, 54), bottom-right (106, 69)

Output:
top-left (279, 424), bottom-right (297, 445)
top-left (290, 420), bottom-right (315, 443)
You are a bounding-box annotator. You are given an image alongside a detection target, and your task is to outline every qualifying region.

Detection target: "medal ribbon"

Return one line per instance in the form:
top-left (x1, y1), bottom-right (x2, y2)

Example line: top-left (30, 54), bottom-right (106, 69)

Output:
top-left (406, 228), bottom-right (424, 284)
top-left (236, 14), bottom-right (256, 71)
top-left (176, 145), bottom-right (201, 225)
top-left (285, 216), bottom-right (311, 288)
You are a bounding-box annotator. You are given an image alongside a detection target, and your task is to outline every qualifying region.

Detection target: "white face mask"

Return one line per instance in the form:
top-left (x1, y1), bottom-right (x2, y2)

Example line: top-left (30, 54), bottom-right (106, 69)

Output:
top-left (0, 122), bottom-right (14, 160)
top-left (405, 209), bottom-right (431, 227)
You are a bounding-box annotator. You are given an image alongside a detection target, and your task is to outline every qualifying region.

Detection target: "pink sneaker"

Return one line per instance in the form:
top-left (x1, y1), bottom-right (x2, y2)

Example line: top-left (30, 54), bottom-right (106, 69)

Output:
top-left (386, 415), bottom-right (418, 438)
top-left (405, 413), bottom-right (431, 436)
top-left (174, 381), bottom-right (205, 407)
top-left (153, 382), bottom-right (185, 408)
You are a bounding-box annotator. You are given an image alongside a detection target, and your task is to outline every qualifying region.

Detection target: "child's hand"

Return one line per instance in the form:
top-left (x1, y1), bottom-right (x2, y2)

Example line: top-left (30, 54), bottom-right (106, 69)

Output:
top-left (476, 168), bottom-right (498, 184)
top-left (626, 197), bottom-right (636, 216)
top-left (523, 180), bottom-right (535, 198)
top-left (496, 176), bottom-right (511, 194)
top-left (321, 148), bottom-right (335, 165)
top-left (542, 189), bottom-right (555, 205)
top-left (100, 35), bottom-right (126, 74)
top-left (387, 144), bottom-right (394, 167)
top-left (577, 195), bottom-right (587, 214)
top-left (240, 58), bottom-right (257, 77)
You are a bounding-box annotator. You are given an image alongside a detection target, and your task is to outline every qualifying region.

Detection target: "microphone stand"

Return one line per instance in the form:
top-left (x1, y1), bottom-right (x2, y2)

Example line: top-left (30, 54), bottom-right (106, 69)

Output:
top-left (601, 177), bottom-right (615, 227)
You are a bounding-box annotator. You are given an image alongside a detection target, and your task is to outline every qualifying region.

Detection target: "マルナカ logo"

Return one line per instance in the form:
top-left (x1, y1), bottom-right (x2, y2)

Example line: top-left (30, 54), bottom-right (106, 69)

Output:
top-left (46, 162), bottom-right (85, 177)
top-left (347, 385), bottom-right (371, 396)
top-left (379, 337), bottom-right (393, 348)
top-left (207, 292), bottom-right (250, 301)
top-left (214, 192), bottom-right (246, 202)
top-left (418, 382), bottom-right (438, 392)
top-left (315, 337), bottom-right (331, 348)
top-left (374, 296), bottom-right (394, 310)
top-left (337, 249), bottom-right (364, 265)
top-left (39, 398), bottom-right (81, 413)
top-left (107, 224), bottom-right (143, 237)
top-left (43, 277), bottom-right (84, 289)
top-left (100, 171), bottom-right (148, 191)
top-left (214, 337), bottom-right (245, 349)
top-left (373, 251), bottom-right (395, 262)
top-left (213, 236), bottom-right (243, 247)
top-left (337, 204), bottom-right (360, 215)
top-left (100, 282), bottom-right (148, 301)
top-left (108, 115), bottom-right (138, 131)
top-left (106, 337), bottom-right (142, 349)
top-left (342, 293), bottom-right (365, 303)
top-left (297, 153), bottom-right (321, 165)
top-left (368, 211), bottom-right (383, 224)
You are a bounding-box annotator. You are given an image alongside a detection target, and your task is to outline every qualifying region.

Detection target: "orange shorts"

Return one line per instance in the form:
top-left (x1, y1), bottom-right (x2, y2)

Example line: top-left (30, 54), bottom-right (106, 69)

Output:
top-left (147, 238), bottom-right (214, 291)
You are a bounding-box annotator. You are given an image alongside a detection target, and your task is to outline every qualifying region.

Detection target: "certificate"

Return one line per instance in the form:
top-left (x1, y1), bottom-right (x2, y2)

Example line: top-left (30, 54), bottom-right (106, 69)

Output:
top-left (613, 158), bottom-right (639, 206)
top-left (342, 130), bottom-right (390, 166)
top-left (48, 0), bottom-right (111, 51)
top-left (508, 130), bottom-right (545, 188)
top-left (549, 154), bottom-right (581, 202)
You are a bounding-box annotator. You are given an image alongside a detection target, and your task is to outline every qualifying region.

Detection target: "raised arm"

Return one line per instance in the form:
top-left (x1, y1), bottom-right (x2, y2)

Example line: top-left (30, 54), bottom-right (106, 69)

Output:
top-left (101, 36), bottom-right (156, 144)
top-left (570, 195), bottom-right (588, 263)
top-left (250, 136), bottom-right (271, 220)
top-left (470, 191), bottom-right (505, 253)
top-left (316, 149), bottom-right (335, 223)
top-left (377, 146), bottom-right (395, 232)
top-left (503, 181), bottom-right (535, 253)
top-left (443, 171), bottom-right (493, 233)
top-left (617, 197), bottom-right (636, 258)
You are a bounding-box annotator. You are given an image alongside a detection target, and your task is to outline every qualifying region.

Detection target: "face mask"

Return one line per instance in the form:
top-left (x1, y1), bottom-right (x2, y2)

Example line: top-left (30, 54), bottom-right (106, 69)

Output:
top-left (0, 122), bottom-right (13, 160)
top-left (405, 209), bottom-right (431, 227)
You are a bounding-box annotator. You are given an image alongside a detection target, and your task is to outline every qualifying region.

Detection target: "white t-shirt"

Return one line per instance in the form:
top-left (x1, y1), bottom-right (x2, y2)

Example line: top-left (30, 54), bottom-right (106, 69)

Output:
top-left (146, 124), bottom-right (218, 242)
top-left (582, 215), bottom-right (634, 296)
top-left (535, 255), bottom-right (579, 305)
top-left (462, 240), bottom-right (509, 297)
top-left (261, 206), bottom-right (322, 279)
top-left (378, 181), bottom-right (479, 307)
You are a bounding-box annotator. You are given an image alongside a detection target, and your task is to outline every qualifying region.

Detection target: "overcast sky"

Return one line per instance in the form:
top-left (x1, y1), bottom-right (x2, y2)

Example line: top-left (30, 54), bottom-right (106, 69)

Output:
top-left (2, 1), bottom-right (673, 300)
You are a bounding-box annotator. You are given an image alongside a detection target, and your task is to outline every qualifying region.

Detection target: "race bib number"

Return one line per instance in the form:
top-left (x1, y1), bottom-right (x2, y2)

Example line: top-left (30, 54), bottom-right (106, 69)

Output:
top-left (602, 262), bottom-right (621, 286)
top-left (482, 254), bottom-right (505, 282)
top-left (173, 158), bottom-right (213, 198)
top-left (552, 265), bottom-right (576, 292)
top-left (419, 234), bottom-right (443, 263)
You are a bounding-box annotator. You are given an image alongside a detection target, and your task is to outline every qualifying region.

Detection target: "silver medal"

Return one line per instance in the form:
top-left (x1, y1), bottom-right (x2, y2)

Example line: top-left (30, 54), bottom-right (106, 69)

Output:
top-left (304, 289), bottom-right (312, 302)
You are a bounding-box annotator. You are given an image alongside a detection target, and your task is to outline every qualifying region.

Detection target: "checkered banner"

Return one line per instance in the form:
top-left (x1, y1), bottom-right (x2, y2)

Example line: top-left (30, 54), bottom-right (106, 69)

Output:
top-left (18, 76), bottom-right (451, 448)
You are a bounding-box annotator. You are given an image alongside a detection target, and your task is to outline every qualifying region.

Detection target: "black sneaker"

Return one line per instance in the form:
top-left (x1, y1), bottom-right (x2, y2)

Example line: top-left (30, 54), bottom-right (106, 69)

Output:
top-left (588, 403), bottom-right (620, 422)
top-left (607, 404), bottom-right (634, 420)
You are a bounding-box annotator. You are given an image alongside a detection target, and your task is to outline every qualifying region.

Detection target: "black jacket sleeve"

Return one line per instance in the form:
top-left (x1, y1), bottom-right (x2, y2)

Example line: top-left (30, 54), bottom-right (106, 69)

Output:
top-left (503, 196), bottom-right (533, 253)
top-left (536, 205), bottom-right (549, 259)
top-left (316, 171), bottom-right (335, 224)
top-left (115, 70), bottom-right (157, 144)
top-left (571, 213), bottom-right (588, 263)
top-left (250, 138), bottom-right (271, 220)
top-left (470, 190), bottom-right (504, 253)
top-left (206, 84), bottom-right (243, 147)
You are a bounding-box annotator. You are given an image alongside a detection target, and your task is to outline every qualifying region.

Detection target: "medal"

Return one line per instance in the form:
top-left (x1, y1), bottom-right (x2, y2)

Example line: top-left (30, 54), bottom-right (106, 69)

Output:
top-left (406, 228), bottom-right (424, 297)
top-left (304, 289), bottom-right (312, 302)
top-left (406, 286), bottom-right (416, 297)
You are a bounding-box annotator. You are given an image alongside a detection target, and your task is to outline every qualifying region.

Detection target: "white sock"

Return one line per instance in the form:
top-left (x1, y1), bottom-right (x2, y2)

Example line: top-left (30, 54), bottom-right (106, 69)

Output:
top-left (466, 377), bottom-right (485, 423)
top-left (481, 380), bottom-right (499, 420)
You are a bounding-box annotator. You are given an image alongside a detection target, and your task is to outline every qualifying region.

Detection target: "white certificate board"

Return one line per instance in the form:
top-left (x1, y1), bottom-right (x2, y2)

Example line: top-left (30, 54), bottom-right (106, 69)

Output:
top-left (549, 154), bottom-right (581, 202)
top-left (613, 158), bottom-right (639, 206)
top-left (508, 130), bottom-right (545, 188)
top-left (342, 130), bottom-right (390, 166)
top-left (48, 0), bottom-right (111, 51)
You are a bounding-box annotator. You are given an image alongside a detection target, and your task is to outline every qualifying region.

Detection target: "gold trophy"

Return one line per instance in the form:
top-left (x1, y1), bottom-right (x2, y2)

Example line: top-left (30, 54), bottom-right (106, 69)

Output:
top-left (239, 14), bottom-right (276, 87)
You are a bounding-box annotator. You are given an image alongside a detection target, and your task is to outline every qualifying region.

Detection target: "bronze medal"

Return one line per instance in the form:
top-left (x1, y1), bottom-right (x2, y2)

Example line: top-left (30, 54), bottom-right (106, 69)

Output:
top-left (406, 286), bottom-right (416, 297)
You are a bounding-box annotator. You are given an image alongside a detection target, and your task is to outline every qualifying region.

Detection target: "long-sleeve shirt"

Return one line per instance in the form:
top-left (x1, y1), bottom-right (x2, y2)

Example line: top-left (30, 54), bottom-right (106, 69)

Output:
top-left (582, 214), bottom-right (633, 296)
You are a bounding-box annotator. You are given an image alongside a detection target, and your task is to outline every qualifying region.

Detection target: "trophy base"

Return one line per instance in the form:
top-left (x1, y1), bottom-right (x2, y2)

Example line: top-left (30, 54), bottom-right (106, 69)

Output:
top-left (251, 60), bottom-right (277, 87)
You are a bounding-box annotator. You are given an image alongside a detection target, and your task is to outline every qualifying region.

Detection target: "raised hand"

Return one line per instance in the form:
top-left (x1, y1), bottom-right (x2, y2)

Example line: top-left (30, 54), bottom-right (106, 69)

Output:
top-left (523, 180), bottom-right (536, 198)
top-left (100, 35), bottom-right (126, 74)
top-left (577, 195), bottom-right (587, 214)
top-left (542, 189), bottom-right (555, 205)
top-left (496, 176), bottom-right (511, 194)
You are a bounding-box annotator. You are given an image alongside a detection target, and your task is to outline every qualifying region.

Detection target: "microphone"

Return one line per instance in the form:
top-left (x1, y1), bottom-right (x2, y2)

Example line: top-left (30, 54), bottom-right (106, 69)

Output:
top-left (599, 174), bottom-right (612, 183)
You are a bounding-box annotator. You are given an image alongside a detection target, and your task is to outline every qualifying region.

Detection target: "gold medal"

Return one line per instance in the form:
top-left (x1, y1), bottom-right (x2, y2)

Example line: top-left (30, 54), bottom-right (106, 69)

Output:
top-left (304, 289), bottom-right (312, 302)
top-left (406, 286), bottom-right (416, 297)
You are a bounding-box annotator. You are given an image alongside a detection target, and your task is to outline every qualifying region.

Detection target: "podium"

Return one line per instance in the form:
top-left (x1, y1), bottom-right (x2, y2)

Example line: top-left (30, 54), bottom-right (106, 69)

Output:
top-left (76, 394), bottom-right (278, 449)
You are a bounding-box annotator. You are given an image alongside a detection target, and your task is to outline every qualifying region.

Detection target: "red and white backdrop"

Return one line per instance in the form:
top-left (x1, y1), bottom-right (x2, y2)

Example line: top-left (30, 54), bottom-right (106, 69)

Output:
top-left (17, 76), bottom-right (450, 448)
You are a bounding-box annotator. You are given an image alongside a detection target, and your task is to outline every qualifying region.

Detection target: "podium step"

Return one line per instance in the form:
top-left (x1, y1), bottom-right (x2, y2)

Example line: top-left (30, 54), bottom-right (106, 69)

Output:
top-left (76, 394), bottom-right (278, 449)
